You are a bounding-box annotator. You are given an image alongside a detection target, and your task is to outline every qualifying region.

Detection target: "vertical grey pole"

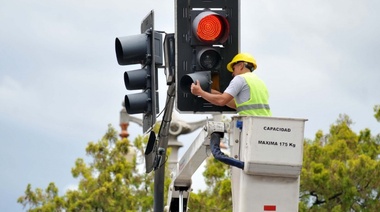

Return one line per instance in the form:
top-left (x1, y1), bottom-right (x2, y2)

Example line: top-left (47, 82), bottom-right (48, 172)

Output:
top-left (154, 161), bottom-right (166, 212)
top-left (179, 190), bottom-right (184, 212)
top-left (154, 84), bottom-right (175, 212)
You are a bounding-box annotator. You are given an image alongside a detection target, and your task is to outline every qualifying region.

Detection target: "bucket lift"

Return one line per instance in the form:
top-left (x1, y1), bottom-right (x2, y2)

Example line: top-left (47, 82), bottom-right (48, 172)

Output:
top-left (166, 116), bottom-right (307, 212)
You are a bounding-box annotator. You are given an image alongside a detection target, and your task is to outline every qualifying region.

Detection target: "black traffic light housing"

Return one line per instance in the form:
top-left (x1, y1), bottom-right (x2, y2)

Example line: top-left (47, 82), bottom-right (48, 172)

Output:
top-left (175, 0), bottom-right (240, 113)
top-left (115, 11), bottom-right (162, 133)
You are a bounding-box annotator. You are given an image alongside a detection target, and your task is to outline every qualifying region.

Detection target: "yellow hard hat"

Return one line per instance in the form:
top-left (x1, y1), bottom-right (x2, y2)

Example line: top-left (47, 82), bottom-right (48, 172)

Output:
top-left (226, 53), bottom-right (257, 72)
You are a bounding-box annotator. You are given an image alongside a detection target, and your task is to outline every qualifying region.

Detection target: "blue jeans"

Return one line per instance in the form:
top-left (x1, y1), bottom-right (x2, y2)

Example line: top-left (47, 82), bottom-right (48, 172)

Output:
top-left (210, 132), bottom-right (244, 170)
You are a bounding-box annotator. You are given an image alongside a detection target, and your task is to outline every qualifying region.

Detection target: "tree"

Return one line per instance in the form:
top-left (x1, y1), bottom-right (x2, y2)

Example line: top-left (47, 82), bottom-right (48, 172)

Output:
top-left (18, 109), bottom-right (380, 211)
top-left (300, 114), bottom-right (380, 211)
top-left (18, 124), bottom-right (161, 211)
top-left (188, 157), bottom-right (232, 211)
top-left (17, 183), bottom-right (65, 212)
top-left (374, 104), bottom-right (380, 122)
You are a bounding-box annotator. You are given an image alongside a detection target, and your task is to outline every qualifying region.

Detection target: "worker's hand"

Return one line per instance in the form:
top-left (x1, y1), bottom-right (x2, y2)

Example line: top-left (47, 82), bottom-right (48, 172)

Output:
top-left (190, 80), bottom-right (203, 96)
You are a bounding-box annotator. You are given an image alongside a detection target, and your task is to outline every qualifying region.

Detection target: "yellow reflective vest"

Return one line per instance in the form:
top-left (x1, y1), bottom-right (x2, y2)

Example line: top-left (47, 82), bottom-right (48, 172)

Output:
top-left (235, 72), bottom-right (272, 116)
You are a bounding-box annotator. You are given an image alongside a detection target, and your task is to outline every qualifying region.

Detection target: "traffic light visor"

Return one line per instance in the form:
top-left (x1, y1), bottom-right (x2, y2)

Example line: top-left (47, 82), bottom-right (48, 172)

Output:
top-left (124, 91), bottom-right (151, 114)
top-left (124, 68), bottom-right (149, 90)
top-left (180, 71), bottom-right (211, 93)
top-left (193, 11), bottom-right (229, 43)
top-left (115, 34), bottom-right (149, 65)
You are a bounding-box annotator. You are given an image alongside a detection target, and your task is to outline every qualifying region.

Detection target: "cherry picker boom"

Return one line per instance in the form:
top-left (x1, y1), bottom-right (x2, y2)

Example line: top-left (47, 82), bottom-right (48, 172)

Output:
top-left (165, 116), bottom-right (307, 212)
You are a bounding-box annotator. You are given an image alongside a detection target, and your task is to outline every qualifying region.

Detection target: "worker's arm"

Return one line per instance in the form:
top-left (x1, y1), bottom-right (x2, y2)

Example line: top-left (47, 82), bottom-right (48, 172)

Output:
top-left (210, 89), bottom-right (236, 108)
top-left (191, 80), bottom-right (236, 109)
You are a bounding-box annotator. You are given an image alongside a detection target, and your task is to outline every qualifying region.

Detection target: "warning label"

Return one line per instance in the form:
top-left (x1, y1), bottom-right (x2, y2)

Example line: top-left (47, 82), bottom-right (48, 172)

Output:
top-left (258, 140), bottom-right (296, 148)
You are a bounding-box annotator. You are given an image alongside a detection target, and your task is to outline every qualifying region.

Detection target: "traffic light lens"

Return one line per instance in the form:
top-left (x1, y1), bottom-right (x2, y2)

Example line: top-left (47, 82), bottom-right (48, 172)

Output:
top-left (198, 48), bottom-right (221, 70)
top-left (197, 15), bottom-right (222, 42)
top-left (193, 11), bottom-right (229, 44)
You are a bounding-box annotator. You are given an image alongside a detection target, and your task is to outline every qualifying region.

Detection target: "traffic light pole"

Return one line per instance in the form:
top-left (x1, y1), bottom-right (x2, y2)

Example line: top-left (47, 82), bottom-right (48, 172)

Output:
top-left (154, 83), bottom-right (176, 212)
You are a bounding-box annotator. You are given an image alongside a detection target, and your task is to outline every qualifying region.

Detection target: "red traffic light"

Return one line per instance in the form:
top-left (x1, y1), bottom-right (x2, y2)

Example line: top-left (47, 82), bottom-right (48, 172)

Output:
top-left (192, 11), bottom-right (229, 44)
top-left (175, 0), bottom-right (239, 113)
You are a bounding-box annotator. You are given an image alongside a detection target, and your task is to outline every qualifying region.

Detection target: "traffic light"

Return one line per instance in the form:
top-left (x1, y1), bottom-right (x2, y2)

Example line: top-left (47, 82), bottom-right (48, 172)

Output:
top-left (115, 11), bottom-right (162, 133)
top-left (176, 0), bottom-right (240, 113)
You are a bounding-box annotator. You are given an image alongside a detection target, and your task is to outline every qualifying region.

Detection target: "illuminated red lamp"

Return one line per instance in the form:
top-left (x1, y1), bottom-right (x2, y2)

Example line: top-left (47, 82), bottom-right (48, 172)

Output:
top-left (192, 11), bottom-right (230, 44)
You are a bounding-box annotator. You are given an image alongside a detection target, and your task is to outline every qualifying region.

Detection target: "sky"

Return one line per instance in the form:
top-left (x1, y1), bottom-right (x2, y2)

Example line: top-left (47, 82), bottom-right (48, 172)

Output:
top-left (1, 0), bottom-right (379, 211)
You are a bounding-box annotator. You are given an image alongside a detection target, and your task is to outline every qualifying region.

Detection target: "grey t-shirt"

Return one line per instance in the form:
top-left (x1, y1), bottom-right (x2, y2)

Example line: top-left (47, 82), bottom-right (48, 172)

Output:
top-left (224, 75), bottom-right (251, 104)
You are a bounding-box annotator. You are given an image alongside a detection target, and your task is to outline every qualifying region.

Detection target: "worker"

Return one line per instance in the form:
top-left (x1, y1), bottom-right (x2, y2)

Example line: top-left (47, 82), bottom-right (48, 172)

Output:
top-left (190, 52), bottom-right (272, 170)
top-left (190, 52), bottom-right (272, 116)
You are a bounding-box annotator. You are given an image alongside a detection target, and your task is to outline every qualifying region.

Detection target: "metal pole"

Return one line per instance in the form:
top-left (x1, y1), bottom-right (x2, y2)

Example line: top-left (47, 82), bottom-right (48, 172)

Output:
top-left (179, 190), bottom-right (184, 212)
top-left (154, 83), bottom-right (176, 212)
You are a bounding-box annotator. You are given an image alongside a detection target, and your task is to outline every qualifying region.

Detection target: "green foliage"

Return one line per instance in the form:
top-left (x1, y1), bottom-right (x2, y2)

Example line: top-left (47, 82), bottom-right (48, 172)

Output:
top-left (374, 105), bottom-right (380, 122)
top-left (188, 157), bottom-right (232, 211)
top-left (18, 124), bottom-right (156, 211)
top-left (17, 183), bottom-right (65, 212)
top-left (300, 114), bottom-right (380, 211)
top-left (18, 109), bottom-right (380, 211)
